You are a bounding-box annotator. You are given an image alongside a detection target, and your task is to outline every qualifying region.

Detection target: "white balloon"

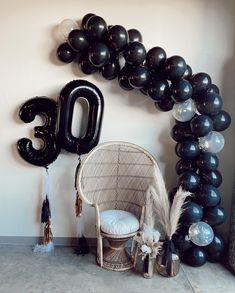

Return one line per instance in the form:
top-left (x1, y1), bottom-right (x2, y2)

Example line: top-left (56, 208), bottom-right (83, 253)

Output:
top-left (53, 19), bottom-right (78, 43)
top-left (198, 131), bottom-right (225, 153)
top-left (172, 98), bottom-right (196, 122)
top-left (188, 221), bottom-right (214, 246)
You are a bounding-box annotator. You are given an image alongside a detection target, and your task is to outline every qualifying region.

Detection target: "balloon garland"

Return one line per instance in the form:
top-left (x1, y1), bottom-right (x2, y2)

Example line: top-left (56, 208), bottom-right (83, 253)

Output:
top-left (54, 13), bottom-right (231, 267)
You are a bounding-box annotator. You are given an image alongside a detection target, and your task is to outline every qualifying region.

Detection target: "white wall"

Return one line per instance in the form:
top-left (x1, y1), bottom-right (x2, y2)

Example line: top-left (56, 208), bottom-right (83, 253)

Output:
top-left (0, 0), bottom-right (234, 240)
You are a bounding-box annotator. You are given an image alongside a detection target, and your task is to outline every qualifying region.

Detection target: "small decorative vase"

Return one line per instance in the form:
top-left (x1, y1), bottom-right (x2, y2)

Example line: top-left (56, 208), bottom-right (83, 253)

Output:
top-left (143, 254), bottom-right (155, 278)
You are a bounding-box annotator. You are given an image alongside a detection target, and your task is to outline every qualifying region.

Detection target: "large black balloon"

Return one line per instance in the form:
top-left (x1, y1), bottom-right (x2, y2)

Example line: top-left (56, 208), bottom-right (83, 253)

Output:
top-left (190, 72), bottom-right (212, 95)
top-left (106, 25), bottom-right (128, 52)
top-left (163, 55), bottom-right (187, 80)
top-left (128, 29), bottom-right (143, 43)
top-left (81, 13), bottom-right (95, 30)
top-left (124, 41), bottom-right (146, 66)
top-left (118, 64), bottom-right (134, 91)
top-left (196, 152), bottom-right (219, 171)
top-left (212, 110), bottom-right (231, 131)
top-left (154, 96), bottom-right (174, 112)
top-left (147, 79), bottom-right (169, 101)
top-left (181, 247), bottom-right (207, 267)
top-left (178, 171), bottom-right (200, 192)
top-left (17, 97), bottom-right (60, 167)
top-left (203, 206), bottom-right (226, 226)
top-left (68, 29), bottom-right (89, 52)
top-left (196, 92), bottom-right (223, 116)
top-left (181, 201), bottom-right (203, 224)
top-left (171, 124), bottom-right (195, 142)
top-left (57, 42), bottom-right (76, 63)
top-left (146, 47), bottom-right (166, 72)
top-left (176, 159), bottom-right (197, 175)
top-left (88, 42), bottom-right (110, 67)
top-left (80, 54), bottom-right (98, 74)
top-left (183, 65), bottom-right (192, 79)
top-left (100, 57), bottom-right (120, 80)
top-left (190, 114), bottom-right (213, 137)
top-left (175, 140), bottom-right (200, 159)
top-left (85, 15), bottom-right (107, 41)
top-left (196, 184), bottom-right (221, 207)
top-left (58, 80), bottom-right (104, 154)
top-left (128, 65), bottom-right (150, 89)
top-left (170, 79), bottom-right (192, 102)
top-left (172, 230), bottom-right (193, 252)
top-left (199, 169), bottom-right (222, 187)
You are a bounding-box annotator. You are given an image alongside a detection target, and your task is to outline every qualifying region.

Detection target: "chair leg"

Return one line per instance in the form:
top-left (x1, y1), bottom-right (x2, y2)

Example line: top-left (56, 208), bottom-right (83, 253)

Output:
top-left (97, 233), bottom-right (103, 267)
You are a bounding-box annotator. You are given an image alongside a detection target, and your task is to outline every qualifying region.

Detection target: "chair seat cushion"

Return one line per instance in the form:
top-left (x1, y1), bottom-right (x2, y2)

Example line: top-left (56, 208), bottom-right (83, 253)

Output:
top-left (100, 210), bottom-right (139, 235)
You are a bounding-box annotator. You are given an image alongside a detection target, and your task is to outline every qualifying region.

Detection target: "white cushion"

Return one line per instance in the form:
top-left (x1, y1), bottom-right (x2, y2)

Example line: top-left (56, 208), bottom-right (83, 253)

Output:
top-left (100, 210), bottom-right (139, 235)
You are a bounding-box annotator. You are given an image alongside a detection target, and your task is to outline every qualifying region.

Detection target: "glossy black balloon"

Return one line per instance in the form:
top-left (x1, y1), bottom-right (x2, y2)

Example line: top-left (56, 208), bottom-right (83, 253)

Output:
top-left (170, 79), bottom-right (193, 102)
top-left (176, 159), bottom-right (197, 175)
top-left (196, 152), bottom-right (219, 171)
top-left (181, 247), bottom-right (207, 267)
top-left (212, 110), bottom-right (231, 131)
top-left (88, 42), bottom-right (110, 67)
top-left (154, 96), bottom-right (174, 112)
top-left (57, 42), bottom-right (76, 63)
top-left (147, 79), bottom-right (169, 101)
top-left (85, 15), bottom-right (107, 41)
top-left (204, 233), bottom-right (225, 255)
top-left (80, 55), bottom-right (98, 74)
top-left (199, 169), bottom-right (222, 187)
top-left (58, 80), bottom-right (104, 154)
top-left (17, 97), bottom-right (60, 167)
top-left (181, 201), bottom-right (203, 223)
top-left (124, 41), bottom-right (146, 66)
top-left (146, 47), bottom-right (166, 72)
top-left (128, 65), bottom-right (150, 89)
top-left (106, 25), bottom-right (128, 52)
top-left (175, 140), bottom-right (200, 159)
top-left (178, 171), bottom-right (200, 192)
top-left (183, 65), bottom-right (192, 79)
top-left (128, 29), bottom-right (143, 42)
top-left (118, 65), bottom-right (133, 91)
top-left (196, 92), bottom-right (223, 116)
top-left (163, 55), bottom-right (187, 80)
top-left (171, 124), bottom-right (195, 142)
top-left (190, 72), bottom-right (212, 94)
top-left (172, 231), bottom-right (193, 252)
top-left (81, 13), bottom-right (95, 30)
top-left (100, 57), bottom-right (120, 80)
top-left (68, 29), bottom-right (89, 52)
top-left (203, 206), bottom-right (226, 226)
top-left (196, 184), bottom-right (221, 207)
top-left (190, 115), bottom-right (213, 137)
top-left (208, 84), bottom-right (220, 94)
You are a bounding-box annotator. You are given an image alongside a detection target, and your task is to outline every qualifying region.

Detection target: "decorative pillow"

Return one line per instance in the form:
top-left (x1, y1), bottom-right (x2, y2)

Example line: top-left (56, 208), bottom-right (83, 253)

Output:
top-left (100, 210), bottom-right (140, 235)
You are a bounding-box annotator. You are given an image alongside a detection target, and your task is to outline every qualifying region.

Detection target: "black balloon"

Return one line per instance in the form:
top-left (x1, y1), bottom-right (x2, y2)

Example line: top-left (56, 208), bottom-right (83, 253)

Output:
top-left (207, 251), bottom-right (224, 262)
top-left (106, 25), bottom-right (128, 52)
top-left (176, 159), bottom-right (197, 175)
top-left (58, 80), bottom-right (104, 154)
top-left (181, 247), bottom-right (207, 267)
top-left (17, 97), bottom-right (60, 167)
top-left (196, 92), bottom-right (223, 116)
top-left (154, 96), bottom-right (174, 112)
top-left (196, 152), bottom-right (219, 171)
top-left (175, 140), bottom-right (200, 159)
top-left (124, 41), bottom-right (146, 65)
top-left (203, 206), bottom-right (226, 226)
top-left (181, 201), bottom-right (203, 223)
top-left (163, 55), bottom-right (187, 80)
top-left (146, 47), bottom-right (166, 72)
top-left (85, 15), bottom-right (107, 41)
top-left (80, 54), bottom-right (98, 74)
top-left (190, 114), bottom-right (213, 137)
top-left (147, 79), bottom-right (169, 101)
top-left (172, 231), bottom-right (193, 252)
top-left (68, 29), bottom-right (89, 52)
top-left (208, 84), bottom-right (220, 94)
top-left (118, 64), bottom-right (134, 91)
top-left (212, 110), bottom-right (231, 131)
top-left (204, 233), bottom-right (225, 257)
top-left (190, 72), bottom-right (212, 94)
top-left (81, 13), bottom-right (95, 30)
top-left (88, 42), bottom-right (110, 67)
top-left (57, 42), bottom-right (76, 63)
top-left (170, 79), bottom-right (193, 102)
top-left (178, 171), bottom-right (200, 192)
top-left (128, 65), bottom-right (150, 89)
top-left (128, 29), bottom-right (143, 43)
top-left (199, 169), bottom-right (222, 187)
top-left (183, 65), bottom-right (192, 79)
top-left (196, 184), bottom-right (221, 207)
top-left (171, 124), bottom-right (195, 142)
top-left (100, 57), bottom-right (120, 80)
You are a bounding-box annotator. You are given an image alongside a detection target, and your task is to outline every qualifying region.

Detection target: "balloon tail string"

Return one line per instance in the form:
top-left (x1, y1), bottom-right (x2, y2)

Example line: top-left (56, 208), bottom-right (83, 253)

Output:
top-left (43, 220), bottom-right (53, 245)
top-left (74, 156), bottom-right (82, 217)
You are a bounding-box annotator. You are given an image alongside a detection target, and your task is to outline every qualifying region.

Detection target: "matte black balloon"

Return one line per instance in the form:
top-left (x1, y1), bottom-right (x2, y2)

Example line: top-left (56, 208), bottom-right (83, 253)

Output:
top-left (124, 41), bottom-right (146, 66)
top-left (57, 42), bottom-right (76, 63)
top-left (190, 72), bottom-right (212, 94)
top-left (68, 29), bottom-right (89, 52)
top-left (204, 233), bottom-right (225, 256)
top-left (80, 55), bottom-right (98, 74)
top-left (88, 42), bottom-right (110, 67)
top-left (203, 206), bottom-right (226, 226)
top-left (190, 115), bottom-right (213, 137)
top-left (170, 79), bottom-right (193, 102)
top-left (81, 13), bottom-right (95, 30)
top-left (106, 25), bottom-right (128, 52)
top-left (172, 231), bottom-right (193, 252)
top-left (176, 159), bottom-right (197, 175)
top-left (181, 201), bottom-right (203, 223)
top-left (178, 171), bottom-right (200, 192)
top-left (208, 84), bottom-right (220, 94)
top-left (181, 247), bottom-right (207, 267)
top-left (100, 57), bottom-right (120, 80)
top-left (171, 124), bottom-right (195, 142)
top-left (147, 79), bottom-right (169, 101)
top-left (163, 55), bottom-right (187, 80)
top-left (196, 184), bottom-right (221, 207)
top-left (58, 80), bottom-right (104, 154)
top-left (128, 29), bottom-right (143, 43)
top-left (199, 169), bottom-right (222, 187)
top-left (118, 65), bottom-right (134, 91)
top-left (183, 65), bottom-right (192, 79)
top-left (85, 15), bottom-right (107, 41)
top-left (154, 96), bottom-right (174, 112)
top-left (17, 97), bottom-right (60, 167)
top-left (175, 140), bottom-right (200, 159)
top-left (212, 110), bottom-right (231, 131)
top-left (196, 92), bottom-right (223, 116)
top-left (196, 152), bottom-right (219, 171)
top-left (146, 47), bottom-right (166, 72)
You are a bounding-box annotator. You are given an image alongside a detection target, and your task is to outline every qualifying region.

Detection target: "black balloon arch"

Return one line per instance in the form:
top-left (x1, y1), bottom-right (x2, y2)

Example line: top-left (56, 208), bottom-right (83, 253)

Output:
top-left (18, 13), bottom-right (231, 267)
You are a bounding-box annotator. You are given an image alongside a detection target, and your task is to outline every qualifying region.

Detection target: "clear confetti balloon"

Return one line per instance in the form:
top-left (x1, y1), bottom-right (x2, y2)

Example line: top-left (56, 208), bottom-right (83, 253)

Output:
top-left (53, 19), bottom-right (78, 43)
top-left (172, 98), bottom-right (196, 122)
top-left (198, 131), bottom-right (225, 153)
top-left (188, 221), bottom-right (214, 246)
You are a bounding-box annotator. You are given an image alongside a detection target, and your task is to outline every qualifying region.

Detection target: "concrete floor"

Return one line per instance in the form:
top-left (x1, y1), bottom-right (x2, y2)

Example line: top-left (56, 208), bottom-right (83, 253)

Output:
top-left (0, 246), bottom-right (234, 293)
